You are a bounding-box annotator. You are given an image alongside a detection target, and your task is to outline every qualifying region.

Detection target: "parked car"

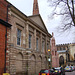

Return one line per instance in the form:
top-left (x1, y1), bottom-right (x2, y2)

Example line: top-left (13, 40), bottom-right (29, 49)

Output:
top-left (39, 69), bottom-right (57, 75)
top-left (70, 66), bottom-right (75, 71)
top-left (54, 67), bottom-right (65, 75)
top-left (65, 66), bottom-right (72, 72)
top-left (74, 66), bottom-right (75, 70)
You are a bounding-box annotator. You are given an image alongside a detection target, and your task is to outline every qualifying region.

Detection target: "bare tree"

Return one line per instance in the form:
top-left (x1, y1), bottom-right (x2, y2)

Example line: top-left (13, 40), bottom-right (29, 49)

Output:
top-left (48, 0), bottom-right (75, 31)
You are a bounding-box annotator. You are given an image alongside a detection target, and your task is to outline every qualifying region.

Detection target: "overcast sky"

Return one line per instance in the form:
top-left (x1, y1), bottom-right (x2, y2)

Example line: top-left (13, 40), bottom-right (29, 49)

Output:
top-left (7, 0), bottom-right (75, 44)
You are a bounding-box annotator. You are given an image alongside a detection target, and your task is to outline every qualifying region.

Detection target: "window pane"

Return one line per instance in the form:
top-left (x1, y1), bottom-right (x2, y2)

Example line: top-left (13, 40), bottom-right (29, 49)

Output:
top-left (29, 34), bottom-right (32, 48)
top-left (42, 41), bottom-right (45, 51)
top-left (36, 38), bottom-right (38, 51)
top-left (17, 29), bottom-right (21, 45)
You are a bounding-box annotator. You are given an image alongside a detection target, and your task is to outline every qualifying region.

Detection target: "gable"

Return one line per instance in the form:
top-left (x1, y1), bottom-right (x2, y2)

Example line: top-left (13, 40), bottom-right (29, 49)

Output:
top-left (29, 15), bottom-right (48, 32)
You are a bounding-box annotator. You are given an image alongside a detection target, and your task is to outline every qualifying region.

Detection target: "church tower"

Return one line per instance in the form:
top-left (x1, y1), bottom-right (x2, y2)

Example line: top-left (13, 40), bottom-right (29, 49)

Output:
top-left (33, 0), bottom-right (39, 15)
top-left (51, 32), bottom-right (59, 68)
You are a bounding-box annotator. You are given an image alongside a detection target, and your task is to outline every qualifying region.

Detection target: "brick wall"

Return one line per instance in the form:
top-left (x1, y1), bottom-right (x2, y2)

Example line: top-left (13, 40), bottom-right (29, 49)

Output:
top-left (0, 24), bottom-right (6, 75)
top-left (0, 0), bottom-right (8, 75)
top-left (0, 0), bottom-right (8, 21)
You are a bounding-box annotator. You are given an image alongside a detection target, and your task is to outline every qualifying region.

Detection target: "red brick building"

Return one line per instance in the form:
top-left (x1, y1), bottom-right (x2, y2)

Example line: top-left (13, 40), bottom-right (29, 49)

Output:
top-left (0, 0), bottom-right (8, 21)
top-left (0, 0), bottom-right (11, 75)
top-left (51, 32), bottom-right (59, 68)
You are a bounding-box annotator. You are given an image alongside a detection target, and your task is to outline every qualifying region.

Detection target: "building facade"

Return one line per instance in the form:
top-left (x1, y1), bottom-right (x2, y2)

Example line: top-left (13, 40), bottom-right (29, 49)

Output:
top-left (0, 0), bottom-right (11, 75)
top-left (56, 43), bottom-right (75, 66)
top-left (68, 43), bottom-right (75, 65)
top-left (51, 33), bottom-right (59, 68)
top-left (3, 0), bottom-right (52, 75)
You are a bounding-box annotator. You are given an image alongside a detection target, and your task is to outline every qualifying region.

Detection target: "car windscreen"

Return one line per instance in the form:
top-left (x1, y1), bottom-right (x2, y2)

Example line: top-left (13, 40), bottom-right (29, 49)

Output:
top-left (40, 70), bottom-right (49, 73)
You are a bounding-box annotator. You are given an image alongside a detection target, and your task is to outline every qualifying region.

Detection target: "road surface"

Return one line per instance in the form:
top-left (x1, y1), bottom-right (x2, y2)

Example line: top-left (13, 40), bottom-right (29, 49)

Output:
top-left (65, 71), bottom-right (75, 75)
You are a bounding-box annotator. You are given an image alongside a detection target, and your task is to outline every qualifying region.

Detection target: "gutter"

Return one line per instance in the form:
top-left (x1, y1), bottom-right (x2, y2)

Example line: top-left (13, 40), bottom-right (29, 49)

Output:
top-left (4, 4), bottom-right (11, 73)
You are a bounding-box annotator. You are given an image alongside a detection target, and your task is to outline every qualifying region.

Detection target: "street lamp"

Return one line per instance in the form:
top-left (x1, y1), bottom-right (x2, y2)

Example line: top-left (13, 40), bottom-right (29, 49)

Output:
top-left (48, 49), bottom-right (52, 69)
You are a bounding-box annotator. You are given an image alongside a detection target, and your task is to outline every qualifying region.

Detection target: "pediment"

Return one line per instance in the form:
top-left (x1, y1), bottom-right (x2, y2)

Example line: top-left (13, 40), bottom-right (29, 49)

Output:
top-left (28, 14), bottom-right (48, 32)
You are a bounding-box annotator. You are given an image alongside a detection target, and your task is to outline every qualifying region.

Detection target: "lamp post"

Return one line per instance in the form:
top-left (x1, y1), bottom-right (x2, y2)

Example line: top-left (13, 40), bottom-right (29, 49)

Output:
top-left (48, 49), bottom-right (52, 69)
top-left (66, 50), bottom-right (68, 64)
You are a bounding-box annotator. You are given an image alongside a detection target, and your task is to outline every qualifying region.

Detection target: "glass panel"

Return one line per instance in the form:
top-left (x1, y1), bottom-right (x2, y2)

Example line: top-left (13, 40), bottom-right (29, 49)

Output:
top-left (36, 38), bottom-right (38, 51)
top-left (29, 34), bottom-right (32, 48)
top-left (42, 41), bottom-right (45, 52)
top-left (17, 29), bottom-right (21, 45)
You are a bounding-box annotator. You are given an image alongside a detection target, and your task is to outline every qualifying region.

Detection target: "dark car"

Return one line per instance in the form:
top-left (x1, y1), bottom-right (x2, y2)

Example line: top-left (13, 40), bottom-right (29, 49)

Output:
top-left (70, 66), bottom-right (75, 71)
top-left (54, 67), bottom-right (65, 75)
top-left (39, 69), bottom-right (57, 75)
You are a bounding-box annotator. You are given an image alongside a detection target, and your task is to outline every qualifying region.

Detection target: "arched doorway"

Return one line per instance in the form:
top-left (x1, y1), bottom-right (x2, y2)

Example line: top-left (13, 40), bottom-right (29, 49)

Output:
top-left (16, 53), bottom-right (23, 74)
top-left (67, 54), bottom-right (70, 62)
top-left (59, 56), bottom-right (64, 66)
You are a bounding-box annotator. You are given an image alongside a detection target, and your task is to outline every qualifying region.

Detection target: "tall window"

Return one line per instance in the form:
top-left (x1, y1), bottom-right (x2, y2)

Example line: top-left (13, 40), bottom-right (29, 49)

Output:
top-left (36, 38), bottom-right (38, 51)
top-left (42, 41), bottom-right (45, 52)
top-left (17, 29), bottom-right (21, 45)
top-left (29, 34), bottom-right (32, 48)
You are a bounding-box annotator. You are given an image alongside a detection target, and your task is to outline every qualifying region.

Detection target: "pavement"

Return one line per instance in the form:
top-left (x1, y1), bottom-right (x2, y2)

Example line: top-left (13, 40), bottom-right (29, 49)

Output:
top-left (65, 71), bottom-right (75, 75)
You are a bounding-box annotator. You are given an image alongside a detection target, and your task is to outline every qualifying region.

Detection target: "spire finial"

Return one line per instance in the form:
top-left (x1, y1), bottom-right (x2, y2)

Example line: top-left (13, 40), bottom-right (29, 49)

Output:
top-left (33, 0), bottom-right (39, 15)
top-left (52, 32), bottom-right (54, 37)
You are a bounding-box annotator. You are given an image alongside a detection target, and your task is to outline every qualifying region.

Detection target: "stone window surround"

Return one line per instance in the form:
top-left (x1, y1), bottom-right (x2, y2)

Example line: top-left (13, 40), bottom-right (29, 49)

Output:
top-left (28, 25), bottom-right (49, 53)
top-left (16, 23), bottom-right (24, 47)
top-left (28, 31), bottom-right (34, 49)
top-left (14, 23), bottom-right (50, 52)
top-left (36, 32), bottom-right (40, 51)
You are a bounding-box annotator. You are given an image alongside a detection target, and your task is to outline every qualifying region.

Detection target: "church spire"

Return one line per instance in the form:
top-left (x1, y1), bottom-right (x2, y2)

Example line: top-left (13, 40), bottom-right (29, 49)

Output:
top-left (33, 0), bottom-right (39, 15)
